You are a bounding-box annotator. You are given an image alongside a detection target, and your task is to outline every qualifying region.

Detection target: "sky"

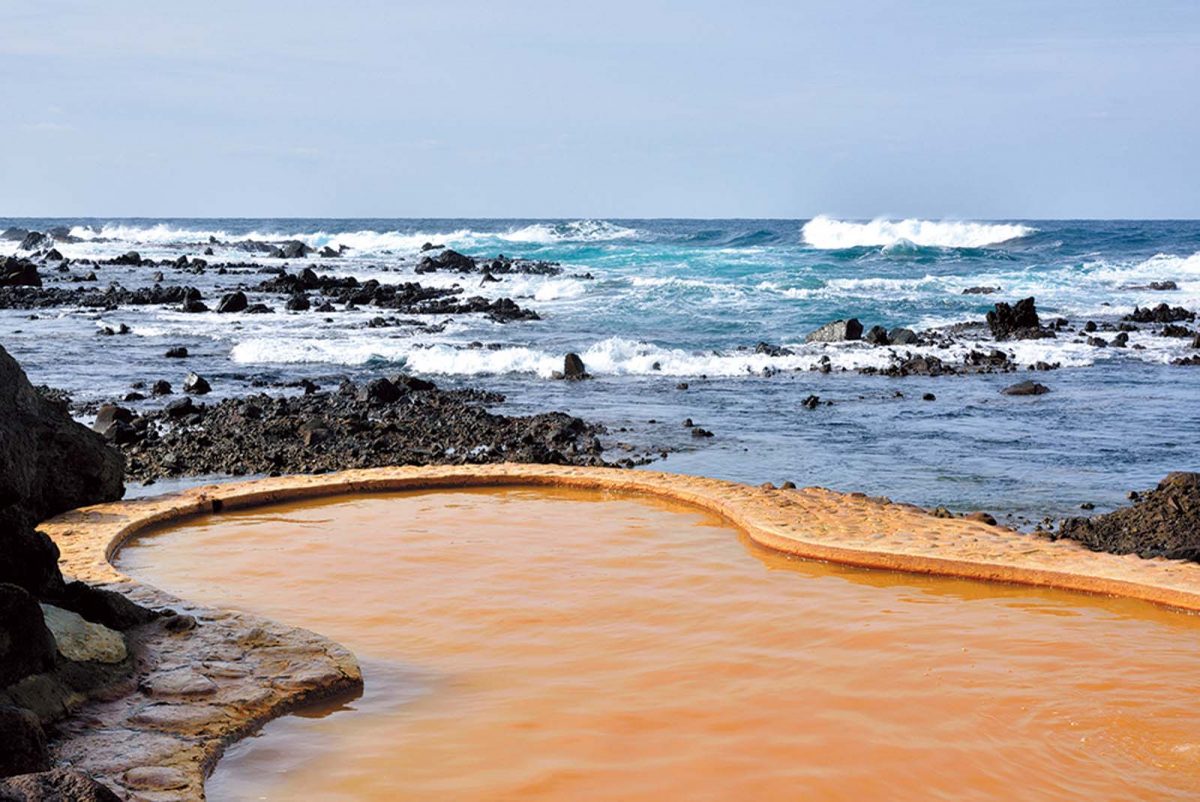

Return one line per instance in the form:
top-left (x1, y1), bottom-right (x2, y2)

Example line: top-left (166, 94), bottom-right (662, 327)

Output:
top-left (1, 0), bottom-right (1198, 219)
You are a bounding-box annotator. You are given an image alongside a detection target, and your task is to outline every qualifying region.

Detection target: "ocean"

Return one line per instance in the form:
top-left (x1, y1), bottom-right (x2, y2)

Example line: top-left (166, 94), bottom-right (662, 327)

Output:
top-left (2, 217), bottom-right (1198, 525)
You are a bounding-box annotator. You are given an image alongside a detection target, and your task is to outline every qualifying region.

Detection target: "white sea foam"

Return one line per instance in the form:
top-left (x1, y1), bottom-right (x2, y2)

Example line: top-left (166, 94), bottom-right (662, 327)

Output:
top-left (227, 330), bottom-right (1190, 378)
top-left (63, 219), bottom-right (637, 255)
top-left (801, 216), bottom-right (1035, 249)
top-left (500, 219), bottom-right (638, 244)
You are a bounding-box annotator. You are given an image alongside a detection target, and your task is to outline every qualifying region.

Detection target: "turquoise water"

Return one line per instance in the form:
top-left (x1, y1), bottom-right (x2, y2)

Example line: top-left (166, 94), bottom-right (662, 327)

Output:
top-left (2, 217), bottom-right (1198, 523)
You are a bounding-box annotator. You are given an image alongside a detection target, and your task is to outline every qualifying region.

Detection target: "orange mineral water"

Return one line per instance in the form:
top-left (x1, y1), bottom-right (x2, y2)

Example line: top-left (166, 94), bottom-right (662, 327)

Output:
top-left (117, 487), bottom-right (1200, 801)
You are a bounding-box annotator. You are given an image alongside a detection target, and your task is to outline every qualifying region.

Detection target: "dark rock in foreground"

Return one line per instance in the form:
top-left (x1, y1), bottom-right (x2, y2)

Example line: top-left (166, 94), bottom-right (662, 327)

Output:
top-left (0, 769), bottom-right (120, 802)
top-left (0, 347), bottom-right (123, 524)
top-left (1055, 473), bottom-right (1200, 561)
top-left (119, 375), bottom-right (633, 481)
top-left (0, 704), bottom-right (49, 778)
top-left (0, 586), bottom-right (56, 687)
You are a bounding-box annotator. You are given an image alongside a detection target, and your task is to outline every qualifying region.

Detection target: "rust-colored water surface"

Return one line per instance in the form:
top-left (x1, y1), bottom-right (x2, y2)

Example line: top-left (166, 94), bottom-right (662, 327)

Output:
top-left (117, 487), bottom-right (1200, 801)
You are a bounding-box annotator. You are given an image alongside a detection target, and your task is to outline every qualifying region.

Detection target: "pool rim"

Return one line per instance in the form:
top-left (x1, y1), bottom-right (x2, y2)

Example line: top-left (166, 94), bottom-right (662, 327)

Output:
top-left (37, 463), bottom-right (1200, 801)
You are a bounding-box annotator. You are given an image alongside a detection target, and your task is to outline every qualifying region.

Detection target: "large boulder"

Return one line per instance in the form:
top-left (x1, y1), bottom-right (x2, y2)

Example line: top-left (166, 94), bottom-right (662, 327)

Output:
top-left (15, 232), bottom-right (48, 252)
top-left (0, 705), bottom-right (49, 778)
top-left (216, 291), bottom-right (248, 313)
top-left (182, 372), bottom-right (211, 395)
top-left (805, 319), bottom-right (863, 343)
top-left (0, 509), bottom-right (62, 597)
top-left (986, 298), bottom-right (1044, 340)
top-left (562, 353), bottom-right (588, 380)
top-left (0, 346), bottom-right (124, 524)
top-left (0, 584), bottom-right (56, 687)
top-left (272, 240), bottom-right (311, 260)
top-left (0, 258), bottom-right (41, 288)
top-left (1056, 472), bottom-right (1200, 560)
top-left (38, 605), bottom-right (127, 664)
top-left (0, 769), bottom-right (120, 801)
top-left (415, 249), bottom-right (477, 274)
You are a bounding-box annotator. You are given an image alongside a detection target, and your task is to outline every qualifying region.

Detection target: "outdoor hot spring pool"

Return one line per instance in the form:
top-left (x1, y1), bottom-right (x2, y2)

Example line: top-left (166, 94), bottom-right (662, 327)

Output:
top-left (115, 487), bottom-right (1200, 801)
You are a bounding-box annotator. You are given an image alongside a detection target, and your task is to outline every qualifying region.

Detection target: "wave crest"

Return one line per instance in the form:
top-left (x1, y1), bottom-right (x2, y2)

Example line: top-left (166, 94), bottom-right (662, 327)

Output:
top-left (65, 219), bottom-right (637, 253)
top-left (501, 219), bottom-right (638, 244)
top-left (802, 216), bottom-right (1034, 250)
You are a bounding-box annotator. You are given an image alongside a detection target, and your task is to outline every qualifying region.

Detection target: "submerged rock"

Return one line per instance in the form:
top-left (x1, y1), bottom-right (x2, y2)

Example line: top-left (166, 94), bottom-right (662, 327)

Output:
top-left (1001, 381), bottom-right (1050, 396)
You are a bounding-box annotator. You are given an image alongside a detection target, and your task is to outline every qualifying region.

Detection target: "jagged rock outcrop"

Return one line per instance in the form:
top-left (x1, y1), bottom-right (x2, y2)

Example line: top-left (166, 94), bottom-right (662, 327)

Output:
top-left (1055, 472), bottom-right (1200, 560)
top-left (0, 346), bottom-right (124, 523)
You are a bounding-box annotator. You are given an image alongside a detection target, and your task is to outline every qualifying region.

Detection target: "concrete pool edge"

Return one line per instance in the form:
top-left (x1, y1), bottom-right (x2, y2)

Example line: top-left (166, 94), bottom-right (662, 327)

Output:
top-left (38, 463), bottom-right (1200, 799)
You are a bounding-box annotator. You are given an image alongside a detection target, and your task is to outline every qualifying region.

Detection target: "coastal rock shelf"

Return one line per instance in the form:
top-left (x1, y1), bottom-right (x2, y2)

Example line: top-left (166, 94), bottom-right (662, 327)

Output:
top-left (40, 464), bottom-right (1200, 800)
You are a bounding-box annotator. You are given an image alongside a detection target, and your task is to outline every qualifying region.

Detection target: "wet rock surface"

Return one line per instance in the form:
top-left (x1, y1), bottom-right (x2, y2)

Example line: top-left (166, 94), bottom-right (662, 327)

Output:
top-left (0, 769), bottom-right (120, 802)
top-left (805, 318), bottom-right (863, 343)
top-left (985, 297), bottom-right (1053, 340)
top-left (1054, 473), bottom-right (1200, 561)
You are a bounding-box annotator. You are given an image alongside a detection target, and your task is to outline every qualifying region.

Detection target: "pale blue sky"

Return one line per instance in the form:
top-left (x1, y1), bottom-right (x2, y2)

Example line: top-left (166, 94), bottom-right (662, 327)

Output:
top-left (1, 0), bottom-right (1198, 218)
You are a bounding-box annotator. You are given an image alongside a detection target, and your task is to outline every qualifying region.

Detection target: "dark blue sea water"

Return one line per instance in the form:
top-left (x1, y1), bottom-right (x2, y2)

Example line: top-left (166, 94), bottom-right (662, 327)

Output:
top-left (2, 217), bottom-right (1198, 524)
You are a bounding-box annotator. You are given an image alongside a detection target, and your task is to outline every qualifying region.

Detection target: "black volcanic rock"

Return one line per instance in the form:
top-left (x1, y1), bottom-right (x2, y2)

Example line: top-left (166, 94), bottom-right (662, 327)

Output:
top-left (216, 291), bottom-right (248, 313)
top-left (805, 319), bottom-right (863, 343)
top-left (117, 374), bottom-right (628, 481)
top-left (0, 258), bottom-right (41, 288)
top-left (0, 585), bottom-right (56, 687)
top-left (1125, 303), bottom-right (1195, 324)
top-left (0, 703), bottom-right (50, 778)
top-left (1055, 473), bottom-right (1200, 561)
top-left (0, 346), bottom-right (123, 523)
top-left (1001, 380), bottom-right (1050, 396)
top-left (986, 298), bottom-right (1049, 340)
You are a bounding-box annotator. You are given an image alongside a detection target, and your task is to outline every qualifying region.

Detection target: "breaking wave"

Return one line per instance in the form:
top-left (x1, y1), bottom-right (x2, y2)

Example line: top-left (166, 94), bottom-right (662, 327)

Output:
top-left (229, 333), bottom-right (1125, 378)
top-left (802, 216), bottom-right (1035, 250)
top-left (64, 219), bottom-right (637, 254)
